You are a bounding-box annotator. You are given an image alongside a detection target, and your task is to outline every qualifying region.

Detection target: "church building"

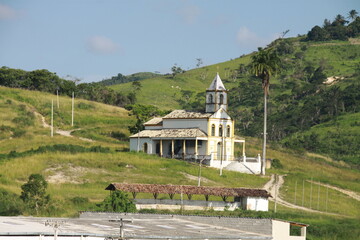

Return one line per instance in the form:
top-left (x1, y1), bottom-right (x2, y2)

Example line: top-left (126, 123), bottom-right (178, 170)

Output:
top-left (129, 73), bottom-right (262, 174)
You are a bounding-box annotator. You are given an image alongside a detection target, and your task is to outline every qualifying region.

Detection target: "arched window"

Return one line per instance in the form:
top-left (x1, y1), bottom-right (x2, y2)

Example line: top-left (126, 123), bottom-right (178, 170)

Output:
top-left (219, 125), bottom-right (223, 137)
top-left (211, 124), bottom-right (215, 136)
top-left (208, 94), bottom-right (213, 103)
top-left (227, 125), bottom-right (231, 137)
top-left (143, 143), bottom-right (148, 153)
top-left (219, 94), bottom-right (224, 104)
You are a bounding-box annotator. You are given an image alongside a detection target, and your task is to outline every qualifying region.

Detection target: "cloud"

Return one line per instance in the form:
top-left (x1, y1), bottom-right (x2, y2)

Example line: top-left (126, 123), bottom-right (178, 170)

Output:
top-left (0, 4), bottom-right (22, 20)
top-left (236, 27), bottom-right (278, 50)
top-left (178, 5), bottom-right (200, 24)
top-left (87, 36), bottom-right (119, 55)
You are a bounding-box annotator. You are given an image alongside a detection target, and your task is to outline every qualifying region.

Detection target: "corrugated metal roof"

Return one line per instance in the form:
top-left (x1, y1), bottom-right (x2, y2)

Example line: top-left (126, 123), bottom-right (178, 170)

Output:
top-left (106, 183), bottom-right (271, 198)
top-left (163, 110), bottom-right (212, 119)
top-left (130, 128), bottom-right (207, 138)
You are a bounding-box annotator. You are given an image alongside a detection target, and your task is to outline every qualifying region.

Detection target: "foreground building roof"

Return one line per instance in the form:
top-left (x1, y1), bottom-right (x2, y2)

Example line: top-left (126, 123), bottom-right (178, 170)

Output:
top-left (0, 213), bottom-right (308, 239)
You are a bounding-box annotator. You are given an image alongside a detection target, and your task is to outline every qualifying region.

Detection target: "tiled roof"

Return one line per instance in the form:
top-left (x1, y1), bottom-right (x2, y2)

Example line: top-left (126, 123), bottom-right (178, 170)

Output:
top-left (144, 117), bottom-right (163, 126)
top-left (106, 183), bottom-right (271, 198)
top-left (163, 110), bottom-right (212, 119)
top-left (129, 128), bottom-right (207, 138)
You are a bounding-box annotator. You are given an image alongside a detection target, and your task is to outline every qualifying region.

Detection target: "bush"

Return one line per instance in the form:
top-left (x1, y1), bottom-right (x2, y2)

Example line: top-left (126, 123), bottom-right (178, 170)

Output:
top-left (77, 102), bottom-right (94, 110)
top-left (0, 188), bottom-right (23, 215)
top-left (71, 196), bottom-right (89, 205)
top-left (98, 190), bottom-right (136, 213)
top-left (271, 159), bottom-right (283, 169)
top-left (110, 131), bottom-right (128, 141)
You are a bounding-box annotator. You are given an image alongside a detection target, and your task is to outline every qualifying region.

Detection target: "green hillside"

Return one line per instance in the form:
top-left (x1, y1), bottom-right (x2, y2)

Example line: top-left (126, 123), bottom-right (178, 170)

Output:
top-left (0, 86), bottom-right (359, 239)
top-left (110, 37), bottom-right (360, 165)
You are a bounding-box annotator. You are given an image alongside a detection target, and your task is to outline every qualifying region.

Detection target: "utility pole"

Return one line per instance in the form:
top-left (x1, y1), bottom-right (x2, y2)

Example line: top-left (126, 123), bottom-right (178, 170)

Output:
top-left (310, 177), bottom-right (313, 209)
top-left (274, 174), bottom-right (278, 213)
top-left (56, 89), bottom-right (59, 109)
top-left (294, 180), bottom-right (297, 205)
top-left (51, 99), bottom-right (54, 137)
top-left (71, 91), bottom-right (74, 126)
top-left (109, 218), bottom-right (133, 239)
top-left (45, 220), bottom-right (64, 240)
top-left (198, 157), bottom-right (206, 187)
top-left (302, 179), bottom-right (305, 207)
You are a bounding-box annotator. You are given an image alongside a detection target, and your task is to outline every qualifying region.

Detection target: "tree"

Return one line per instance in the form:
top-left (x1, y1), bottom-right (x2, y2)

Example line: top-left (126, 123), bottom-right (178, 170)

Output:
top-left (250, 47), bottom-right (281, 175)
top-left (20, 174), bottom-right (50, 215)
top-left (307, 26), bottom-right (329, 41)
top-left (171, 64), bottom-right (185, 78)
top-left (196, 58), bottom-right (203, 68)
top-left (99, 190), bottom-right (136, 212)
top-left (132, 81), bottom-right (142, 92)
top-left (348, 9), bottom-right (358, 21)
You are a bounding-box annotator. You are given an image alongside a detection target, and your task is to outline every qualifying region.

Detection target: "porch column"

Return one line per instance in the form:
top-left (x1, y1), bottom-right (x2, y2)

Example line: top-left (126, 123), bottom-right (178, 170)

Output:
top-left (195, 138), bottom-right (198, 157)
top-left (182, 139), bottom-right (186, 159)
top-left (160, 139), bottom-right (163, 157)
top-left (171, 139), bottom-right (174, 158)
top-left (242, 141), bottom-right (246, 157)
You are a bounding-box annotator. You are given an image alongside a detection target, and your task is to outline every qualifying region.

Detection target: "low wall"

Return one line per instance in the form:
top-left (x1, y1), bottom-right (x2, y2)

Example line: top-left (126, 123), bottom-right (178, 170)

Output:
top-left (134, 199), bottom-right (241, 211)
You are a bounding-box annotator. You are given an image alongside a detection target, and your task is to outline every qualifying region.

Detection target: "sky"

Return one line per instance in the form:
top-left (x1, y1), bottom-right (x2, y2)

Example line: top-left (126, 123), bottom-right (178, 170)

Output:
top-left (0, 0), bottom-right (359, 83)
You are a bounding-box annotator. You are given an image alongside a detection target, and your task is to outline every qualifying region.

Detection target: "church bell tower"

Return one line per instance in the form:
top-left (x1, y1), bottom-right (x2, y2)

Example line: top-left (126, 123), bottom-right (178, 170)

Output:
top-left (205, 73), bottom-right (228, 113)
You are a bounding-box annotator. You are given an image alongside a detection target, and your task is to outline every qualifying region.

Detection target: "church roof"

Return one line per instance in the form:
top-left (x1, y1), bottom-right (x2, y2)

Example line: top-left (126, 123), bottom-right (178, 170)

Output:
top-left (144, 117), bottom-right (163, 126)
top-left (130, 128), bottom-right (207, 138)
top-left (163, 110), bottom-right (212, 119)
top-left (207, 73), bottom-right (226, 91)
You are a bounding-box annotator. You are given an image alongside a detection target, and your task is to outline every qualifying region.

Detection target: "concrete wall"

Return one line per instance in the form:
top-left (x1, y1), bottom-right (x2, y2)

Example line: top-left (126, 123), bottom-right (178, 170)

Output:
top-left (134, 199), bottom-right (241, 211)
top-left (272, 220), bottom-right (306, 240)
top-left (245, 197), bottom-right (269, 211)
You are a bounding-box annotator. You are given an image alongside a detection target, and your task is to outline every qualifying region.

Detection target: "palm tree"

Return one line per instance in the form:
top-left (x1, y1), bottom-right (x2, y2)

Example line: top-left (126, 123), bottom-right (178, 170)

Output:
top-left (348, 9), bottom-right (358, 21)
top-left (250, 47), bottom-right (281, 175)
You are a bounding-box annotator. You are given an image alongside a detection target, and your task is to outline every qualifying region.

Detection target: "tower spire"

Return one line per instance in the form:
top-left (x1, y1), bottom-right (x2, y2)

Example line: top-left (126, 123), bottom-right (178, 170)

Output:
top-left (205, 73), bottom-right (228, 113)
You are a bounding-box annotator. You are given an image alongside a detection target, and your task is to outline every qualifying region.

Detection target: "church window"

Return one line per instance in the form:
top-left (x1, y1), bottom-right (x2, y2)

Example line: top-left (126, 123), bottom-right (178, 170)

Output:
top-left (211, 124), bottom-right (215, 136)
top-left (219, 125), bottom-right (223, 137)
top-left (208, 94), bottom-right (213, 103)
top-left (219, 94), bottom-right (224, 104)
top-left (227, 125), bottom-right (231, 137)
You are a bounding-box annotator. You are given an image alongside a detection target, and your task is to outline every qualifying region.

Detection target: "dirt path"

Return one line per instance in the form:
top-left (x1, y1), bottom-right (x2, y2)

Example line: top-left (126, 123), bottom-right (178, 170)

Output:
top-left (263, 175), bottom-right (339, 215)
top-left (308, 180), bottom-right (360, 202)
top-left (34, 111), bottom-right (94, 142)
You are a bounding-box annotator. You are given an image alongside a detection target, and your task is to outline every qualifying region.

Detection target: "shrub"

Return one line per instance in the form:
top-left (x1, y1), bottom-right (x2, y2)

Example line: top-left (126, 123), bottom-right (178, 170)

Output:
top-left (271, 159), bottom-right (283, 169)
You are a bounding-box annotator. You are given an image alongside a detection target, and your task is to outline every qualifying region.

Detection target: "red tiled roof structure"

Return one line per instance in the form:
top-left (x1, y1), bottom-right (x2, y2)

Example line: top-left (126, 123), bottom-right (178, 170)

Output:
top-left (105, 183), bottom-right (271, 198)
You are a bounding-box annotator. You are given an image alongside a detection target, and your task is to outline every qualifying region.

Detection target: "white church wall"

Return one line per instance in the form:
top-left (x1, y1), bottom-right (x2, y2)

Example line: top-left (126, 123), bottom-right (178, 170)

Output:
top-left (163, 119), bottom-right (208, 133)
top-left (130, 138), bottom-right (153, 153)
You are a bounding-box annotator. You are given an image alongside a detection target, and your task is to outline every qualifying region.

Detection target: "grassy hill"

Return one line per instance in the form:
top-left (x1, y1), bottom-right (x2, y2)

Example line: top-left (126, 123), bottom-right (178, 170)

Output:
top-left (0, 86), bottom-right (359, 239)
top-left (110, 37), bottom-right (360, 166)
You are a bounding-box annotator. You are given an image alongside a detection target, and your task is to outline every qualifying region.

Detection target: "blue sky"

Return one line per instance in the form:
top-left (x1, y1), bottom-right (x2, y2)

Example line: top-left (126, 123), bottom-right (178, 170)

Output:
top-left (0, 0), bottom-right (358, 82)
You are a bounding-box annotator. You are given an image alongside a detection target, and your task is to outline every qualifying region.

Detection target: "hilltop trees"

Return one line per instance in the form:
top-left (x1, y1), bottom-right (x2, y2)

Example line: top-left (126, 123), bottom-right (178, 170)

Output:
top-left (307, 10), bottom-right (360, 41)
top-left (0, 67), bottom-right (132, 107)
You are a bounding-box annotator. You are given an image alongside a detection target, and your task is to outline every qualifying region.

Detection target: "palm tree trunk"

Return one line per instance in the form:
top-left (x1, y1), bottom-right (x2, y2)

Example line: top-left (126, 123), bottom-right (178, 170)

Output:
top-left (262, 91), bottom-right (267, 175)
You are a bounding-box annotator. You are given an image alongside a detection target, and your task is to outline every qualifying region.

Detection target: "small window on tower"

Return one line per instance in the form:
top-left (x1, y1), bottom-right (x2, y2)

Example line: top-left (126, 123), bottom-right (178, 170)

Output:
top-left (219, 94), bottom-right (224, 104)
top-left (227, 125), bottom-right (231, 137)
top-left (208, 94), bottom-right (213, 103)
top-left (219, 125), bottom-right (223, 137)
top-left (211, 124), bottom-right (215, 136)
